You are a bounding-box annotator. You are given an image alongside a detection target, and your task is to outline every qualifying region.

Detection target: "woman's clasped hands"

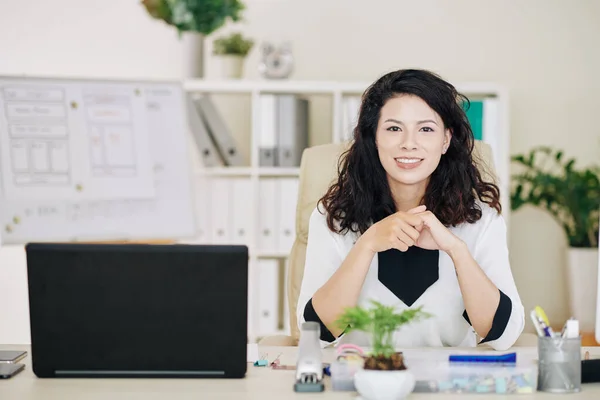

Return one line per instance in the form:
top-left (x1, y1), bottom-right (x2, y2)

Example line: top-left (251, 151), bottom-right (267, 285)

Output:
top-left (360, 205), bottom-right (464, 254)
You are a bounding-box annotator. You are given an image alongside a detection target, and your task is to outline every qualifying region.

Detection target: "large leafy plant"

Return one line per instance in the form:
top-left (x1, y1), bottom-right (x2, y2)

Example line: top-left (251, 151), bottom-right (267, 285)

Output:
top-left (336, 301), bottom-right (430, 361)
top-left (142, 0), bottom-right (245, 36)
top-left (511, 146), bottom-right (600, 248)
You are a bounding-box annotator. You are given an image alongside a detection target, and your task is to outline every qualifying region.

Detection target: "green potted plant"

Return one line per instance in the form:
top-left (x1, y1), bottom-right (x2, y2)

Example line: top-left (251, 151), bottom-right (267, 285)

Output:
top-left (212, 32), bottom-right (254, 79)
top-left (335, 301), bottom-right (430, 400)
top-left (511, 146), bottom-right (600, 331)
top-left (141, 0), bottom-right (246, 78)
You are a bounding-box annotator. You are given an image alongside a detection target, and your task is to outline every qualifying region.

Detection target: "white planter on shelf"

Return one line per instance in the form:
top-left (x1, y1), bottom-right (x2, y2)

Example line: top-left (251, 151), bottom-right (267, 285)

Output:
top-left (182, 32), bottom-right (205, 78)
top-left (354, 369), bottom-right (415, 400)
top-left (217, 55), bottom-right (245, 79)
top-left (566, 247), bottom-right (599, 332)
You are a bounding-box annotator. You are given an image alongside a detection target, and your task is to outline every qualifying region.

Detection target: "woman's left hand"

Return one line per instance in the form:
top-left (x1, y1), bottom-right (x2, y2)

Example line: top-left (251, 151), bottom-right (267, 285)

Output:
top-left (408, 209), bottom-right (465, 255)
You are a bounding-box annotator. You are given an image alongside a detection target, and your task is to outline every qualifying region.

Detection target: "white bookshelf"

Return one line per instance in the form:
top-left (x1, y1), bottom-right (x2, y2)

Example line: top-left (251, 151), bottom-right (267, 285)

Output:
top-left (184, 79), bottom-right (510, 341)
top-left (185, 80), bottom-right (509, 196)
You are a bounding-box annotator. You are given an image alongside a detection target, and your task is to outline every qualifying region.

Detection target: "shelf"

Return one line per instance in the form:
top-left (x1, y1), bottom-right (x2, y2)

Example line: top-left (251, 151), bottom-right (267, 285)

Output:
top-left (183, 79), bottom-right (506, 97)
top-left (195, 167), bottom-right (252, 176)
top-left (194, 167), bottom-right (300, 177)
top-left (257, 251), bottom-right (291, 259)
top-left (183, 79), bottom-right (369, 94)
top-left (256, 167), bottom-right (300, 177)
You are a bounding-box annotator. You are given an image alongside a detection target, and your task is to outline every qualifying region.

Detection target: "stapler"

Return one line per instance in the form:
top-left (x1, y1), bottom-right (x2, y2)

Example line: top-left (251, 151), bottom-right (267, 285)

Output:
top-left (294, 322), bottom-right (325, 392)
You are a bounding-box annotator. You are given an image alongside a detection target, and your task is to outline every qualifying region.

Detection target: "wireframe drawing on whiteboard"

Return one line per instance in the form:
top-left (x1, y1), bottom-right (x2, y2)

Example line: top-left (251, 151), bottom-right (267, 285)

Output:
top-left (0, 80), bottom-right (195, 243)
top-left (84, 91), bottom-right (138, 177)
top-left (4, 86), bottom-right (71, 187)
top-left (0, 78), bottom-right (156, 202)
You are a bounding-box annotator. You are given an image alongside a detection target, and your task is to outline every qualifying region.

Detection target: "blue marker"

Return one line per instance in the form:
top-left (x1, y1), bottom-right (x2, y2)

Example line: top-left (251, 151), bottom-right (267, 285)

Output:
top-left (449, 352), bottom-right (517, 364)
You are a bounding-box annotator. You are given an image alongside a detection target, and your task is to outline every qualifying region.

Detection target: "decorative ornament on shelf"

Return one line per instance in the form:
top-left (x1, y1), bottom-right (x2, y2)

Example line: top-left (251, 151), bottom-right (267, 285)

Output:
top-left (212, 32), bottom-right (254, 79)
top-left (335, 300), bottom-right (431, 400)
top-left (511, 146), bottom-right (600, 332)
top-left (141, 0), bottom-right (246, 79)
top-left (258, 42), bottom-right (294, 79)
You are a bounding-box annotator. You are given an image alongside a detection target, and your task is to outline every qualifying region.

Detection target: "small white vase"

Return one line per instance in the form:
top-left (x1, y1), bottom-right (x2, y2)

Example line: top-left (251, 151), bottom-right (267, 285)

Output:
top-left (181, 32), bottom-right (204, 79)
top-left (566, 247), bottom-right (599, 332)
top-left (218, 55), bottom-right (245, 79)
top-left (354, 369), bottom-right (415, 400)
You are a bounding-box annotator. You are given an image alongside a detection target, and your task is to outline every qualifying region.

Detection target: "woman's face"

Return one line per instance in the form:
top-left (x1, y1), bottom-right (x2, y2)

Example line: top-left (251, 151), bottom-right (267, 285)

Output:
top-left (375, 94), bottom-right (451, 188)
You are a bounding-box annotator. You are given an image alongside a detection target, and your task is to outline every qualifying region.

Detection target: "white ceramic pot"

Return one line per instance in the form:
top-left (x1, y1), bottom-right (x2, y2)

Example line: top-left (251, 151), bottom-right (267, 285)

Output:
top-left (218, 55), bottom-right (244, 79)
top-left (566, 247), bottom-right (599, 332)
top-left (181, 32), bottom-right (204, 78)
top-left (354, 369), bottom-right (415, 400)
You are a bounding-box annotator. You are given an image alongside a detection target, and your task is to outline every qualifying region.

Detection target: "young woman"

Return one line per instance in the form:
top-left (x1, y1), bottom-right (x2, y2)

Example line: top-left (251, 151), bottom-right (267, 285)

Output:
top-left (296, 69), bottom-right (524, 350)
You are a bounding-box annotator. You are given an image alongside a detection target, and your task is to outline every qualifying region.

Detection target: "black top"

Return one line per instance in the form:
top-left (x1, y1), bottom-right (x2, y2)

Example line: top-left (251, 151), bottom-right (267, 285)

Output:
top-left (304, 246), bottom-right (512, 343)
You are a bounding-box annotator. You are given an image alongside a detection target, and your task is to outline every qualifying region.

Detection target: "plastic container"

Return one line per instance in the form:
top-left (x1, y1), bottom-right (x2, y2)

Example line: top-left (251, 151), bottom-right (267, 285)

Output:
top-left (409, 361), bottom-right (538, 394)
top-left (330, 359), bottom-right (363, 391)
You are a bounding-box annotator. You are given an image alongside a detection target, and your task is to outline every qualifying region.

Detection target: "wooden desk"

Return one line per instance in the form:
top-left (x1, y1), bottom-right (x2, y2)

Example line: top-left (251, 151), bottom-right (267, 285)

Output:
top-left (1, 345), bottom-right (600, 399)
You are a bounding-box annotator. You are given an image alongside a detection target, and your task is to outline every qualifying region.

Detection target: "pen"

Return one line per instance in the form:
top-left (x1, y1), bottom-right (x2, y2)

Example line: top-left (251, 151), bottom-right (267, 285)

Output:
top-left (534, 306), bottom-right (556, 337)
top-left (534, 306), bottom-right (550, 326)
top-left (530, 310), bottom-right (544, 337)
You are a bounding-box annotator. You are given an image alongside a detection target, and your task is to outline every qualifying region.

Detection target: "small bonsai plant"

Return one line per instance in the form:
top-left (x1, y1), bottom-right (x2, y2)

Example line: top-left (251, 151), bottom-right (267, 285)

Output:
top-left (510, 146), bottom-right (600, 248)
top-left (335, 301), bottom-right (431, 370)
top-left (141, 0), bottom-right (245, 36)
top-left (212, 32), bottom-right (254, 57)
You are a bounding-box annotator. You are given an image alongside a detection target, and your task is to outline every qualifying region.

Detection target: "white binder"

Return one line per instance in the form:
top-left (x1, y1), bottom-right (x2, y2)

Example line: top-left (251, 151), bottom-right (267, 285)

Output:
top-left (258, 179), bottom-right (278, 253)
top-left (277, 178), bottom-right (299, 254)
top-left (259, 94), bottom-right (277, 166)
top-left (342, 96), bottom-right (361, 142)
top-left (209, 177), bottom-right (232, 244)
top-left (186, 94), bottom-right (223, 167)
top-left (195, 95), bottom-right (245, 166)
top-left (193, 175), bottom-right (211, 243)
top-left (276, 95), bottom-right (308, 167)
top-left (231, 177), bottom-right (252, 246)
top-left (258, 259), bottom-right (279, 335)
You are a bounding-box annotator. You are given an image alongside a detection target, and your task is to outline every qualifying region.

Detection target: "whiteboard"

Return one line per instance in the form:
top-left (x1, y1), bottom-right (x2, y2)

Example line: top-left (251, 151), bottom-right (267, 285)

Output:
top-left (0, 77), bottom-right (196, 243)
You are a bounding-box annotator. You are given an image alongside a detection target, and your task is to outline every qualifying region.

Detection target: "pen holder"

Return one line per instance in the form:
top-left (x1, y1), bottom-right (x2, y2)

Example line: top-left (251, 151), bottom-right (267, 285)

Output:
top-left (537, 336), bottom-right (581, 393)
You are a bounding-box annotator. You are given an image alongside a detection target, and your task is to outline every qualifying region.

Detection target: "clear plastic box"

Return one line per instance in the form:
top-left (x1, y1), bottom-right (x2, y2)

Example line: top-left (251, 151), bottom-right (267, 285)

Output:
top-left (330, 359), bottom-right (363, 391)
top-left (409, 361), bottom-right (538, 394)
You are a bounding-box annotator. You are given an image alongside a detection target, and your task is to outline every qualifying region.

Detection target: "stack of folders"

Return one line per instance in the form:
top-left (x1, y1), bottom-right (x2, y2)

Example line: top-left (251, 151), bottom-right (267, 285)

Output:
top-left (259, 94), bottom-right (309, 167)
top-left (186, 93), bottom-right (245, 167)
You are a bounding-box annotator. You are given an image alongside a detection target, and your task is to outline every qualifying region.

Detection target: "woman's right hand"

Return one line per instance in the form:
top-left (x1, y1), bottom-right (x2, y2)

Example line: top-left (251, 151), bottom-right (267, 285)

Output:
top-left (358, 205), bottom-right (425, 253)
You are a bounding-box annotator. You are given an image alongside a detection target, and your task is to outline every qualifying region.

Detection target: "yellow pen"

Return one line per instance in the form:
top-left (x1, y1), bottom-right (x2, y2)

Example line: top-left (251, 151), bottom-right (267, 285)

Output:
top-left (534, 305), bottom-right (555, 337)
top-left (534, 306), bottom-right (550, 326)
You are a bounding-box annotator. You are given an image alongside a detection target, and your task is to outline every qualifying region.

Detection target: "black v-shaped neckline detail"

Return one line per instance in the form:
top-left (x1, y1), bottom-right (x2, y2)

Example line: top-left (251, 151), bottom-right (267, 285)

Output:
top-left (378, 247), bottom-right (440, 306)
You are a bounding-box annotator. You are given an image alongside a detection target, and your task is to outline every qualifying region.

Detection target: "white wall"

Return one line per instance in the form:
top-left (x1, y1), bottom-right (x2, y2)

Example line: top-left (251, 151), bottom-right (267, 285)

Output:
top-left (1, 0), bottom-right (599, 343)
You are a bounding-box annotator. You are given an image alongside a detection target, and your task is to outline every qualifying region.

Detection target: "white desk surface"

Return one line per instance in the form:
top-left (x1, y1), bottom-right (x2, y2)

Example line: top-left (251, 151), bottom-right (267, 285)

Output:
top-left (1, 344), bottom-right (599, 399)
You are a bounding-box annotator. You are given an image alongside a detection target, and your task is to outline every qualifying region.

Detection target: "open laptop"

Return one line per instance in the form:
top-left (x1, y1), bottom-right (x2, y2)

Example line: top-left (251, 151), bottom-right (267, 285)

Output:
top-left (25, 243), bottom-right (248, 378)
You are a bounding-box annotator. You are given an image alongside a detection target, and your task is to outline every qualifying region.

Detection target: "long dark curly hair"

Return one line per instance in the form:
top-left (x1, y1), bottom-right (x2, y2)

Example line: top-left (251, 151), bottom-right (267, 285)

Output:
top-left (320, 69), bottom-right (501, 234)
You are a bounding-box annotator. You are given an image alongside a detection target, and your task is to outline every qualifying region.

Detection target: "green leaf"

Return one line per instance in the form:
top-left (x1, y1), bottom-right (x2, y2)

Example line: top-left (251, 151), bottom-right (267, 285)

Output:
top-left (556, 151), bottom-right (563, 161)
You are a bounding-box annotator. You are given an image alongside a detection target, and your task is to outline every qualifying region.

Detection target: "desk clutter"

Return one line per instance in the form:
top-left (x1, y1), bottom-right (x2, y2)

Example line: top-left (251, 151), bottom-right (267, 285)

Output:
top-left (249, 320), bottom-right (600, 399)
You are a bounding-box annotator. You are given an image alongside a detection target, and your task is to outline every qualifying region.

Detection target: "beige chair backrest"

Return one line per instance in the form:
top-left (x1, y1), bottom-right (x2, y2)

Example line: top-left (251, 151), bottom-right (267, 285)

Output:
top-left (286, 140), bottom-right (498, 342)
